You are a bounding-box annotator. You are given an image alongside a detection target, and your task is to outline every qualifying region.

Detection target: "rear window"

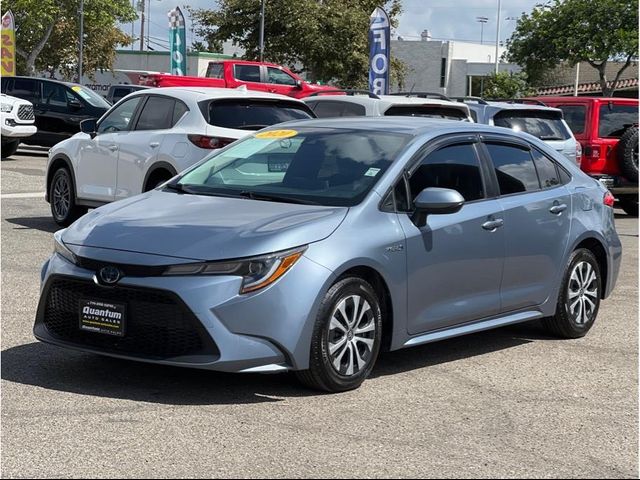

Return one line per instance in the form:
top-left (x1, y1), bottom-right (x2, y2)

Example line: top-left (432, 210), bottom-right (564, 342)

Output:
top-left (598, 104), bottom-right (638, 138)
top-left (493, 110), bottom-right (571, 141)
top-left (384, 105), bottom-right (468, 120)
top-left (206, 63), bottom-right (224, 78)
top-left (557, 105), bottom-right (586, 134)
top-left (204, 100), bottom-right (313, 130)
top-left (310, 101), bottom-right (366, 118)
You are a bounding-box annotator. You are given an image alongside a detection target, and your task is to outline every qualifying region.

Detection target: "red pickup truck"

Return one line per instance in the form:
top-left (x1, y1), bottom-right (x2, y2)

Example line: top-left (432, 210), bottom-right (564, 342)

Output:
top-left (140, 60), bottom-right (335, 99)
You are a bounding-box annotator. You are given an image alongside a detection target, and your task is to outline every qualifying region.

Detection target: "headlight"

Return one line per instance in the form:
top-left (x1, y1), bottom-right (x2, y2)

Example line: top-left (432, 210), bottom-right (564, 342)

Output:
top-left (1, 103), bottom-right (12, 113)
top-left (163, 246), bottom-right (307, 294)
top-left (53, 230), bottom-right (77, 264)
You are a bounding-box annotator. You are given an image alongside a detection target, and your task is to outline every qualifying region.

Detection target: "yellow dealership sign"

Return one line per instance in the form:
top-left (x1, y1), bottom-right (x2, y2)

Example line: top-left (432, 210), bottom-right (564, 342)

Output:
top-left (1, 11), bottom-right (16, 77)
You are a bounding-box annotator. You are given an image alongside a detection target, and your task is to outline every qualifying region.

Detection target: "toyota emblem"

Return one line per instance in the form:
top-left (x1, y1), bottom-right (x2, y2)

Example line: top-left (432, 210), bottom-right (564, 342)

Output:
top-left (98, 266), bottom-right (121, 285)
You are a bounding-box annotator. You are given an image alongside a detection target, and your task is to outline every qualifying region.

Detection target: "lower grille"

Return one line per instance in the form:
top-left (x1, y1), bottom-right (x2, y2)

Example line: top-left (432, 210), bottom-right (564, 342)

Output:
top-left (17, 104), bottom-right (34, 121)
top-left (39, 276), bottom-right (218, 360)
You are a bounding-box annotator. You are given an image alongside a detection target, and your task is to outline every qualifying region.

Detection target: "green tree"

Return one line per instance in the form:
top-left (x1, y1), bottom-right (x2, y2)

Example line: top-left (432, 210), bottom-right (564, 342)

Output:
top-left (482, 71), bottom-right (534, 99)
top-left (505, 0), bottom-right (638, 96)
top-left (188, 0), bottom-right (404, 88)
top-left (6, 0), bottom-right (136, 78)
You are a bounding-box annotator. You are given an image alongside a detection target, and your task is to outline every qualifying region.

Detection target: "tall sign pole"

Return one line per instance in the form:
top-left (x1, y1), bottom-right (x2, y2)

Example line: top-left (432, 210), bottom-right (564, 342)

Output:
top-left (259, 0), bottom-right (265, 62)
top-left (1, 11), bottom-right (16, 77)
top-left (368, 7), bottom-right (390, 95)
top-left (494, 0), bottom-right (501, 74)
top-left (168, 6), bottom-right (187, 75)
top-left (78, 0), bottom-right (84, 83)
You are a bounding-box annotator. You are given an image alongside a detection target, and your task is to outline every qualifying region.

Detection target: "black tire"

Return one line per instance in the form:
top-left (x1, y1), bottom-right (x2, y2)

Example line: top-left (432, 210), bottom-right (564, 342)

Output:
top-left (144, 170), bottom-right (173, 192)
top-left (543, 248), bottom-right (602, 339)
top-left (49, 167), bottom-right (87, 226)
top-left (295, 277), bottom-right (383, 393)
top-left (619, 194), bottom-right (639, 217)
top-left (618, 126), bottom-right (638, 182)
top-left (1, 140), bottom-right (19, 159)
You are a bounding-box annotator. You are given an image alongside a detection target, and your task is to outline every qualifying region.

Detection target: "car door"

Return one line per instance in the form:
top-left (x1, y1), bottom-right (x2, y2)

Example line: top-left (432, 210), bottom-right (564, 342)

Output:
top-left (114, 95), bottom-right (176, 199)
top-left (232, 64), bottom-right (268, 92)
top-left (40, 81), bottom-right (81, 145)
top-left (481, 138), bottom-right (572, 312)
top-left (75, 95), bottom-right (143, 203)
top-left (395, 137), bottom-right (505, 335)
top-left (263, 66), bottom-right (298, 96)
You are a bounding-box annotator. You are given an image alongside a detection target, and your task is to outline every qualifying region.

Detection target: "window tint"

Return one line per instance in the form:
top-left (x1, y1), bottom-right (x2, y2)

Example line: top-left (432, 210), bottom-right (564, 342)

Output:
top-left (206, 100), bottom-right (312, 130)
top-left (493, 110), bottom-right (571, 140)
top-left (206, 63), bottom-right (224, 78)
top-left (234, 65), bottom-right (261, 82)
top-left (531, 149), bottom-right (560, 188)
top-left (409, 143), bottom-right (485, 202)
top-left (598, 104), bottom-right (638, 138)
top-left (97, 96), bottom-right (142, 133)
top-left (135, 96), bottom-right (175, 131)
top-left (312, 101), bottom-right (365, 118)
top-left (384, 105), bottom-right (467, 120)
top-left (558, 165), bottom-right (572, 185)
top-left (43, 82), bottom-right (68, 107)
top-left (486, 143), bottom-right (540, 194)
top-left (266, 67), bottom-right (297, 86)
top-left (12, 78), bottom-right (39, 103)
top-left (557, 105), bottom-right (586, 134)
top-left (173, 100), bottom-right (189, 125)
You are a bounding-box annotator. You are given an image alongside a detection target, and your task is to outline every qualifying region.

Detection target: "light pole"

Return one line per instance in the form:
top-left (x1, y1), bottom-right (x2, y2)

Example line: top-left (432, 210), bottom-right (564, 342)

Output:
top-left (476, 16), bottom-right (488, 45)
top-left (494, 0), bottom-right (501, 74)
top-left (259, 0), bottom-right (265, 62)
top-left (78, 0), bottom-right (84, 82)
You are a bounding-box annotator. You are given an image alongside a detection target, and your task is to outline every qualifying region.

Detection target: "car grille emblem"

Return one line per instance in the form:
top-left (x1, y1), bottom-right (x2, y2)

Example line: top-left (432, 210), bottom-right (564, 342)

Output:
top-left (98, 266), bottom-right (122, 285)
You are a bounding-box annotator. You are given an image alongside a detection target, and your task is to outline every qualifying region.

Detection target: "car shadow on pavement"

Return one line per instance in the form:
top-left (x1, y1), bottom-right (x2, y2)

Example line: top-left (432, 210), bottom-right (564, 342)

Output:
top-left (5, 217), bottom-right (59, 234)
top-left (1, 322), bottom-right (556, 404)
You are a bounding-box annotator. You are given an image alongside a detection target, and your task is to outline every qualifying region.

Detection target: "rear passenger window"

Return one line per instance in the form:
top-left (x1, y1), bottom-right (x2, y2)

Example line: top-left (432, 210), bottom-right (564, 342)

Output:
top-left (531, 149), bottom-right (560, 188)
top-left (135, 96), bottom-right (175, 131)
top-left (409, 143), bottom-right (485, 202)
top-left (11, 78), bottom-right (39, 103)
top-left (486, 143), bottom-right (539, 195)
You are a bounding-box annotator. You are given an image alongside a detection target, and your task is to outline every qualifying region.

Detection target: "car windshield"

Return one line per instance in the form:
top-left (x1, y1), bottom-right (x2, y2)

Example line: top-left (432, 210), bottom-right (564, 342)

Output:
top-left (174, 128), bottom-right (411, 206)
top-left (204, 99), bottom-right (313, 130)
top-left (493, 110), bottom-right (571, 140)
top-left (598, 104), bottom-right (638, 138)
top-left (69, 85), bottom-right (111, 108)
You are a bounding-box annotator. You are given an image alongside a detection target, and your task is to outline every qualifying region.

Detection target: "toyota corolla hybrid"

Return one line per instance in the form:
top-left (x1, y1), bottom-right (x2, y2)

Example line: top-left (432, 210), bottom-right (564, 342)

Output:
top-left (35, 118), bottom-right (621, 392)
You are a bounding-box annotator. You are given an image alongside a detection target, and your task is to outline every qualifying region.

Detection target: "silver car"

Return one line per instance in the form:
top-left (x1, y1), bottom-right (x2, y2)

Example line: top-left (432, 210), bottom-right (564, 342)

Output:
top-left (35, 117), bottom-right (621, 392)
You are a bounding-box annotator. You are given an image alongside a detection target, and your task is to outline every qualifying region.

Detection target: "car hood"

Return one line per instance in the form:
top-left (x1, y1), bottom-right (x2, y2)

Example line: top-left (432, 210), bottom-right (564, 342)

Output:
top-left (62, 190), bottom-right (348, 261)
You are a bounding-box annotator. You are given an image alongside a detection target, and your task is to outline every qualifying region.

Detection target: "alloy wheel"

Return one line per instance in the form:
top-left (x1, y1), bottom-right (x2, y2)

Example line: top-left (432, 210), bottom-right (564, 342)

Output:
top-left (52, 173), bottom-right (71, 220)
top-left (327, 294), bottom-right (377, 376)
top-left (567, 261), bottom-right (599, 325)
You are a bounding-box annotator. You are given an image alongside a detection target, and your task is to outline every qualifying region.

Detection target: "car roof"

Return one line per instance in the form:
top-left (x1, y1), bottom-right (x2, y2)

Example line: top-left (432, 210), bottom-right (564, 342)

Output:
top-left (466, 102), bottom-right (563, 114)
top-left (125, 86), bottom-right (306, 103)
top-left (9, 75), bottom-right (84, 89)
top-left (304, 94), bottom-right (471, 115)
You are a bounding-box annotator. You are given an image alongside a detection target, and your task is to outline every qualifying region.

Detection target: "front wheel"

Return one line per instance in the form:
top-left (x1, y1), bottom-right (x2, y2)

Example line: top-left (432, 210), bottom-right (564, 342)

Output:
top-left (543, 249), bottom-right (602, 339)
top-left (296, 277), bottom-right (383, 393)
top-left (1, 140), bottom-right (19, 158)
top-left (49, 167), bottom-right (87, 226)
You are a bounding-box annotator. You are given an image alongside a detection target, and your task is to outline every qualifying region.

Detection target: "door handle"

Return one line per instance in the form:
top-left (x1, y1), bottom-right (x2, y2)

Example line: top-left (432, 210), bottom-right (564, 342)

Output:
top-left (549, 204), bottom-right (568, 214)
top-left (482, 218), bottom-right (504, 231)
top-left (149, 142), bottom-right (160, 148)
top-left (107, 145), bottom-right (118, 152)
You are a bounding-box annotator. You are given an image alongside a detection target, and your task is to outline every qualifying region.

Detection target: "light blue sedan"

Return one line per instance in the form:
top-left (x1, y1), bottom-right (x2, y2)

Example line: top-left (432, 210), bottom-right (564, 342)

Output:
top-left (35, 117), bottom-right (621, 392)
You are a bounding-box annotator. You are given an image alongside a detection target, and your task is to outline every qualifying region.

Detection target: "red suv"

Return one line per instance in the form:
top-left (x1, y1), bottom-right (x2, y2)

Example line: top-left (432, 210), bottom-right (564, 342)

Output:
top-left (528, 97), bottom-right (638, 216)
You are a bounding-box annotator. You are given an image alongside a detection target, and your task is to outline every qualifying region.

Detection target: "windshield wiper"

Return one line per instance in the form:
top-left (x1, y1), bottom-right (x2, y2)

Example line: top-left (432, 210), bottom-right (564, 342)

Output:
top-left (163, 183), bottom-right (196, 194)
top-left (238, 191), bottom-right (320, 205)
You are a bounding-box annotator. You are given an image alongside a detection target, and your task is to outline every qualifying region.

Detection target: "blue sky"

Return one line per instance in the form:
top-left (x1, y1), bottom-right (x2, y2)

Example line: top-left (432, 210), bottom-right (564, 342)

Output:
top-left (131, 0), bottom-right (542, 51)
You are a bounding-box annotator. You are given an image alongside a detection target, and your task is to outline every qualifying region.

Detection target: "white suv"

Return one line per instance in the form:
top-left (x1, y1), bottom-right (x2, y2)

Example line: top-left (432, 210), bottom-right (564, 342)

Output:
top-left (304, 90), bottom-right (473, 121)
top-left (1, 93), bottom-right (36, 158)
top-left (46, 86), bottom-right (314, 225)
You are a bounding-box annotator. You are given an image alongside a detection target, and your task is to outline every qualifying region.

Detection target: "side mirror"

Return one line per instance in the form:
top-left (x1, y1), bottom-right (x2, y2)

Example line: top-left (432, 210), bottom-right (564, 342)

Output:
top-left (295, 79), bottom-right (303, 89)
top-left (412, 187), bottom-right (465, 228)
top-left (68, 98), bottom-right (83, 109)
top-left (80, 118), bottom-right (98, 139)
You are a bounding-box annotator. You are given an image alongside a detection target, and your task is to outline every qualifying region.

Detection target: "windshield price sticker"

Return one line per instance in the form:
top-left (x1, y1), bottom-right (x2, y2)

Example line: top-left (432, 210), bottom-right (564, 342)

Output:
top-left (255, 129), bottom-right (298, 140)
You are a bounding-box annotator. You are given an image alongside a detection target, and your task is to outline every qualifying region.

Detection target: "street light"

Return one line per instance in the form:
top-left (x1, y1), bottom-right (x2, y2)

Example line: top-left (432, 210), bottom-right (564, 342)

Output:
top-left (494, 0), bottom-right (501, 74)
top-left (78, 0), bottom-right (84, 82)
top-left (476, 16), bottom-right (489, 45)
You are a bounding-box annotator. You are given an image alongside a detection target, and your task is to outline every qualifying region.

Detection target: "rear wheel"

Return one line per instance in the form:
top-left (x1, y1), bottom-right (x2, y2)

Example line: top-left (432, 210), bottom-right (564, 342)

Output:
top-left (619, 194), bottom-right (638, 217)
top-left (296, 277), bottom-right (383, 393)
top-left (543, 248), bottom-right (601, 339)
top-left (143, 169), bottom-right (174, 192)
top-left (49, 167), bottom-right (87, 226)
top-left (1, 140), bottom-right (19, 159)
top-left (618, 126), bottom-right (639, 182)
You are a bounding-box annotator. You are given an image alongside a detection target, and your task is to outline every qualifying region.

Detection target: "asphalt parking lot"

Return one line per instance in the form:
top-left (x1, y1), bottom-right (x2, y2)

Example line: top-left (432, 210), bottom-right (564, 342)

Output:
top-left (1, 148), bottom-right (638, 478)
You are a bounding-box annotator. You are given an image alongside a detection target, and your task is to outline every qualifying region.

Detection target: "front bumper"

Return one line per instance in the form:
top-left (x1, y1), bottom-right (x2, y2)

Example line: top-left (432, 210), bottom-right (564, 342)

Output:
top-left (35, 250), bottom-right (334, 373)
top-left (1, 124), bottom-right (37, 139)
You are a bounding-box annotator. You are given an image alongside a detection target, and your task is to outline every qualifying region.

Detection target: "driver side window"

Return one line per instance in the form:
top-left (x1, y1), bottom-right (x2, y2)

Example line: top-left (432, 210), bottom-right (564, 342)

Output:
top-left (97, 96), bottom-right (142, 134)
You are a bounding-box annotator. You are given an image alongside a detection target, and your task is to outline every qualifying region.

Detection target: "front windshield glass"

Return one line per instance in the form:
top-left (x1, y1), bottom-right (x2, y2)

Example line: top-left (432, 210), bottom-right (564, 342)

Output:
top-left (175, 128), bottom-right (411, 206)
top-left (70, 85), bottom-right (111, 108)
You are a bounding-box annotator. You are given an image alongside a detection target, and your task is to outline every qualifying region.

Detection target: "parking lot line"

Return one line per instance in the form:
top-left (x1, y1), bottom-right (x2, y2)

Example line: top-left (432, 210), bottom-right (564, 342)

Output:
top-left (1, 192), bottom-right (45, 199)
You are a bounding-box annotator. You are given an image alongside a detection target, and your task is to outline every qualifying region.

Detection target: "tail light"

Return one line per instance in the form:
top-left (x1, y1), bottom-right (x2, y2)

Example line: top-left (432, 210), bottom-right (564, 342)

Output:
top-left (603, 191), bottom-right (615, 208)
top-left (575, 142), bottom-right (582, 166)
top-left (188, 135), bottom-right (236, 149)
